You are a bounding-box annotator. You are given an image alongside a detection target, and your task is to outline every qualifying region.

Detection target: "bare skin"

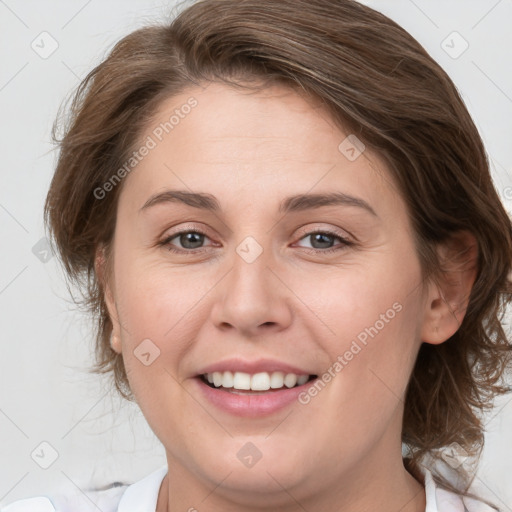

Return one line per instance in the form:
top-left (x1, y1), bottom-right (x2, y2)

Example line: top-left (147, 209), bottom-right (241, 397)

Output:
top-left (101, 82), bottom-right (476, 512)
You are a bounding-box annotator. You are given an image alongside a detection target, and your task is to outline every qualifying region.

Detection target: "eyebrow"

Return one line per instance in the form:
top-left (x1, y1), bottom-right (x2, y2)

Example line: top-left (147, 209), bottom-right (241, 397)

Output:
top-left (140, 190), bottom-right (377, 217)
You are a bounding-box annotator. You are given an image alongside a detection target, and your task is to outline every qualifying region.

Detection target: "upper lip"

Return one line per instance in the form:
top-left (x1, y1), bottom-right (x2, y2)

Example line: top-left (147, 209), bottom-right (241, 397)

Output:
top-left (197, 358), bottom-right (315, 376)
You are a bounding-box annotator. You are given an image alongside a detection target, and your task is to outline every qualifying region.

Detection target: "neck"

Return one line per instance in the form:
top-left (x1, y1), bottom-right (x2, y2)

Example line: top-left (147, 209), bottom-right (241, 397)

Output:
top-left (156, 445), bottom-right (426, 512)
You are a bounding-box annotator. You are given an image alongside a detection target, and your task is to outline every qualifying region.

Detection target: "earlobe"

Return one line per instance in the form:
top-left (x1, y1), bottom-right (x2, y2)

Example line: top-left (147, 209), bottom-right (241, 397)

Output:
top-left (95, 246), bottom-right (123, 354)
top-left (104, 288), bottom-right (123, 354)
top-left (421, 230), bottom-right (478, 345)
top-left (110, 330), bottom-right (122, 353)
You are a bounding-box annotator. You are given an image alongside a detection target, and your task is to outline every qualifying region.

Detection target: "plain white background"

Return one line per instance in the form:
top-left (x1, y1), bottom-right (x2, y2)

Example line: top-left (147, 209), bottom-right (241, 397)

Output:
top-left (0, 0), bottom-right (511, 509)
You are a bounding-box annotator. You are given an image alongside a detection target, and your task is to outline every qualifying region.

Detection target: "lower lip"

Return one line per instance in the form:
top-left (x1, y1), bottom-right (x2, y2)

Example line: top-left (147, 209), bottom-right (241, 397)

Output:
top-left (194, 377), bottom-right (315, 417)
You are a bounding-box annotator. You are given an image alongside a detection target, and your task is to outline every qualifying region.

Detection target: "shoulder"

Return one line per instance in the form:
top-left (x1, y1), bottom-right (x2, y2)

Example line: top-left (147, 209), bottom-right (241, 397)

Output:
top-left (1, 497), bottom-right (56, 512)
top-left (425, 475), bottom-right (497, 512)
top-left (0, 466), bottom-right (167, 512)
top-left (424, 470), bottom-right (499, 512)
top-left (435, 487), bottom-right (499, 512)
top-left (0, 483), bottom-right (128, 512)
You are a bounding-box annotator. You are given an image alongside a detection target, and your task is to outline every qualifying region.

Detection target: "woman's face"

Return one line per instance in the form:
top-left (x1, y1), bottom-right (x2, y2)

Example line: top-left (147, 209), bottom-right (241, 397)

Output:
top-left (105, 82), bottom-right (432, 506)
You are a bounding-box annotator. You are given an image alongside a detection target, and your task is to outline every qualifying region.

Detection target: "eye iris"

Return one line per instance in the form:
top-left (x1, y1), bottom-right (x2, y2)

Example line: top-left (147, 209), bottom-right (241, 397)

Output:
top-left (180, 232), bottom-right (204, 249)
top-left (311, 233), bottom-right (334, 249)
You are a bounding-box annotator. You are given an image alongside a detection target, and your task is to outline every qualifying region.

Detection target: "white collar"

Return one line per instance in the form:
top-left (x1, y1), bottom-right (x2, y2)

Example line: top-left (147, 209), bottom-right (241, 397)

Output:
top-left (423, 468), bottom-right (442, 512)
top-left (116, 465), bottom-right (167, 512)
top-left (114, 465), bottom-right (455, 512)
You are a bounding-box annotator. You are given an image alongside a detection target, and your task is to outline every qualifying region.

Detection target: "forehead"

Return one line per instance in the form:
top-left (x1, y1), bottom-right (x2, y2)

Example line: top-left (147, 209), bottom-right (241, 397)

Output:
top-left (119, 81), bottom-right (400, 218)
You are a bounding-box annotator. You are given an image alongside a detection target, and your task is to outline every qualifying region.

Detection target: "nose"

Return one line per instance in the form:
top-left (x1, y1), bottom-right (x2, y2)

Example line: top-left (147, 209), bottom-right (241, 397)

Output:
top-left (210, 245), bottom-right (293, 337)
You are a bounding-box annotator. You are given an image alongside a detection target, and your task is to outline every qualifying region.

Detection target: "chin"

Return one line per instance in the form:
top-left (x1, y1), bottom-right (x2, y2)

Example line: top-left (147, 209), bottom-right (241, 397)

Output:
top-left (194, 436), bottom-right (311, 491)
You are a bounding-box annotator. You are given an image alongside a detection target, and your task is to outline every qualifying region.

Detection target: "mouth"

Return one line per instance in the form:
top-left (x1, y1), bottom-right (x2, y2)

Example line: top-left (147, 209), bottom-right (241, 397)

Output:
top-left (194, 368), bottom-right (318, 417)
top-left (199, 371), bottom-right (317, 394)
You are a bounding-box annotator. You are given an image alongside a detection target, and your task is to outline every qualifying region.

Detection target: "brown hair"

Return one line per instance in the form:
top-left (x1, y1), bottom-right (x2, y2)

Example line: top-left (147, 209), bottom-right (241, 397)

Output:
top-left (45, 0), bottom-right (512, 497)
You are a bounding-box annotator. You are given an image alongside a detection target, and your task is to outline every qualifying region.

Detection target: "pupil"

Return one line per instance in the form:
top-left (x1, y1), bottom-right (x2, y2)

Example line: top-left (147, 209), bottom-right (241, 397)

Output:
top-left (311, 233), bottom-right (333, 249)
top-left (181, 232), bottom-right (204, 249)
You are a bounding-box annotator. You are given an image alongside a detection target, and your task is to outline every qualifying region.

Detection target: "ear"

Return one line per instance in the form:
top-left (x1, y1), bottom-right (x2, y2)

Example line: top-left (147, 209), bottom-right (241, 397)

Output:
top-left (95, 246), bottom-right (122, 354)
top-left (421, 231), bottom-right (478, 345)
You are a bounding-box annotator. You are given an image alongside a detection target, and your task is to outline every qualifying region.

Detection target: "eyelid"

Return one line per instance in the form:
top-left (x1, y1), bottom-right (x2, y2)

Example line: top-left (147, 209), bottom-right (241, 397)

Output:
top-left (161, 222), bottom-right (213, 240)
top-left (294, 224), bottom-right (353, 243)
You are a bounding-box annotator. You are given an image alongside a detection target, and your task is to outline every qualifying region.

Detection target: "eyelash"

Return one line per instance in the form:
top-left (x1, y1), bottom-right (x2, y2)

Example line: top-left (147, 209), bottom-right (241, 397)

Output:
top-left (159, 227), bottom-right (353, 255)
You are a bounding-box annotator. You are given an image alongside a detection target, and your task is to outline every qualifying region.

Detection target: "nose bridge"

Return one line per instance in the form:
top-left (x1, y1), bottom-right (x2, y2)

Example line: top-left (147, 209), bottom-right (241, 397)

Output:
top-left (211, 235), bottom-right (292, 335)
top-left (232, 238), bottom-right (271, 302)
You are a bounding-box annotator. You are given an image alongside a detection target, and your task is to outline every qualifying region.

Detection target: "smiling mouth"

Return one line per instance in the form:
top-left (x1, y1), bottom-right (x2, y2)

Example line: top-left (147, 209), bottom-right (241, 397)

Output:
top-left (199, 371), bottom-right (317, 394)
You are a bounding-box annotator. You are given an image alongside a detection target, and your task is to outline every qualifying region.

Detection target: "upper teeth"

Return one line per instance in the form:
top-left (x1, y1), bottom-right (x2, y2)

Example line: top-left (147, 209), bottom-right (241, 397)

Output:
top-left (205, 371), bottom-right (310, 391)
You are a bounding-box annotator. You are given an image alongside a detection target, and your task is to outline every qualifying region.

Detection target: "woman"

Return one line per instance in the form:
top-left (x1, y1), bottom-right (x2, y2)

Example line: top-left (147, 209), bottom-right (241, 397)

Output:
top-left (3, 0), bottom-right (511, 510)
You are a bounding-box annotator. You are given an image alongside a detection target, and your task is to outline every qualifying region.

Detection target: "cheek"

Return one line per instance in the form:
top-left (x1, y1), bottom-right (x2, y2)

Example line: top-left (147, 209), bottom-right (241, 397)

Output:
top-left (112, 250), bottom-right (218, 392)
top-left (295, 249), bottom-right (423, 404)
top-left (113, 242), bottom-right (208, 340)
top-left (288, 251), bottom-right (421, 348)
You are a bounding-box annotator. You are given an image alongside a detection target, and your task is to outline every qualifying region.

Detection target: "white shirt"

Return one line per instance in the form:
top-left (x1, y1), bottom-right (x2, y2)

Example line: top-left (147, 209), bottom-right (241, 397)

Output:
top-left (0, 465), bottom-right (496, 512)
